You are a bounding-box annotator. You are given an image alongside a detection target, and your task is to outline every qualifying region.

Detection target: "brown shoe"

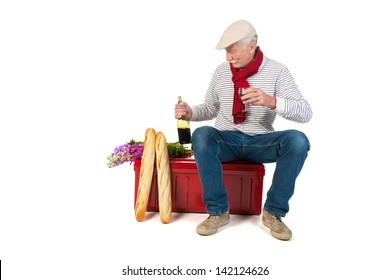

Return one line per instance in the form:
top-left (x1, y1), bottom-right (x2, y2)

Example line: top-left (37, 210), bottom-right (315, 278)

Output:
top-left (262, 210), bottom-right (292, 241)
top-left (196, 211), bottom-right (230, 236)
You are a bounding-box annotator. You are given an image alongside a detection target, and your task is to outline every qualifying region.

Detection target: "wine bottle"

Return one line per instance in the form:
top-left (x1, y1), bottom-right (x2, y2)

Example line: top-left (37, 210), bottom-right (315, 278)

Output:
top-left (177, 96), bottom-right (191, 144)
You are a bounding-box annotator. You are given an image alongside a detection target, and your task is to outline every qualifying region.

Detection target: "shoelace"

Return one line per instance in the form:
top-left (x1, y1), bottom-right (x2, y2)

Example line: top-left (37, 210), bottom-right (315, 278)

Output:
top-left (270, 214), bottom-right (282, 221)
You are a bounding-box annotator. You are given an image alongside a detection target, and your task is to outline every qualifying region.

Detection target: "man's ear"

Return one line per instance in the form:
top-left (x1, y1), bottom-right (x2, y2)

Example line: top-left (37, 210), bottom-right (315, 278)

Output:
top-left (249, 41), bottom-right (257, 54)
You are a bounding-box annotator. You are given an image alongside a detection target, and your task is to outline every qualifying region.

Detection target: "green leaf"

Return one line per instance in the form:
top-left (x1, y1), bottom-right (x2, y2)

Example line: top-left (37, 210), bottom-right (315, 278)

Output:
top-left (126, 139), bottom-right (192, 158)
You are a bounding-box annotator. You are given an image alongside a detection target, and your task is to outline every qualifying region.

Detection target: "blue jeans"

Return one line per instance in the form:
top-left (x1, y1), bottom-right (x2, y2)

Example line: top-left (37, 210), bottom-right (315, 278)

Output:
top-left (191, 126), bottom-right (310, 217)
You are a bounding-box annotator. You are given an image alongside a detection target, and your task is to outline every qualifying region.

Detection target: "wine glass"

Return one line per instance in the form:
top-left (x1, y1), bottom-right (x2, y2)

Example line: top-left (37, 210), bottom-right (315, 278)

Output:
top-left (239, 88), bottom-right (247, 112)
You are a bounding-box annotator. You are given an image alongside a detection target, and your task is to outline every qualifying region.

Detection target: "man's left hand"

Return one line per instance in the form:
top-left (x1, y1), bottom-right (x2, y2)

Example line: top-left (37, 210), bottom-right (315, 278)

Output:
top-left (241, 87), bottom-right (276, 109)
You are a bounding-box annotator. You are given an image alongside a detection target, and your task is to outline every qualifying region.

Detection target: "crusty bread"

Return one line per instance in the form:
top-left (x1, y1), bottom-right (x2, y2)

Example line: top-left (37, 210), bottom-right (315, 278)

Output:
top-left (155, 132), bottom-right (172, 224)
top-left (134, 128), bottom-right (156, 222)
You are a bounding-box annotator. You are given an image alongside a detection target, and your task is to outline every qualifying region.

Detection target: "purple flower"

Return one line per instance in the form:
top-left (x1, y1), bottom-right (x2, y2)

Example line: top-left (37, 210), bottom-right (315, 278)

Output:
top-left (107, 143), bottom-right (144, 168)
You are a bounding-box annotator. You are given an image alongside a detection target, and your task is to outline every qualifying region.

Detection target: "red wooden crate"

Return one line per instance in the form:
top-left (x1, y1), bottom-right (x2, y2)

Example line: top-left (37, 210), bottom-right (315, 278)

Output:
top-left (133, 158), bottom-right (265, 215)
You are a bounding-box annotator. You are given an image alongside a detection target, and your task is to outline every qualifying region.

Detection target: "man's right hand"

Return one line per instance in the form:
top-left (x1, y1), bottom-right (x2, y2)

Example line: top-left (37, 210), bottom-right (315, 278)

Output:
top-left (175, 101), bottom-right (192, 120)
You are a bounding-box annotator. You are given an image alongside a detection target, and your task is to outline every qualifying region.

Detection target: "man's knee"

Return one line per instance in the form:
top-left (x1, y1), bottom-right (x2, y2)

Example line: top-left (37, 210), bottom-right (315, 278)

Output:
top-left (285, 130), bottom-right (310, 152)
top-left (192, 126), bottom-right (216, 152)
top-left (192, 126), bottom-right (215, 143)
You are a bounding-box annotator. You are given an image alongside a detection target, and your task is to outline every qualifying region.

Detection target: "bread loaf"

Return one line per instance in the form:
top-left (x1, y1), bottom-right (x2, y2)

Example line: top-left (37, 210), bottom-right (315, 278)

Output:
top-left (155, 132), bottom-right (172, 224)
top-left (134, 128), bottom-right (156, 222)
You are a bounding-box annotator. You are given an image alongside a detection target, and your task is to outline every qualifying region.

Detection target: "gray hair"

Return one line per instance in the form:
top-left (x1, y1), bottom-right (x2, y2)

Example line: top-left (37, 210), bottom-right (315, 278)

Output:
top-left (238, 35), bottom-right (258, 47)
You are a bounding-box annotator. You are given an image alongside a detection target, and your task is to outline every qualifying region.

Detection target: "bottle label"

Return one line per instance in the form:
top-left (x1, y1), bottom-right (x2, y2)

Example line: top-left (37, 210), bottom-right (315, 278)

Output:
top-left (177, 119), bottom-right (190, 129)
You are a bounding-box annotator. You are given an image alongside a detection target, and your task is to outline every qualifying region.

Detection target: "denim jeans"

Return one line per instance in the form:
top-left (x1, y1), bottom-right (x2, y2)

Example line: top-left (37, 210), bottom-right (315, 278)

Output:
top-left (191, 126), bottom-right (310, 217)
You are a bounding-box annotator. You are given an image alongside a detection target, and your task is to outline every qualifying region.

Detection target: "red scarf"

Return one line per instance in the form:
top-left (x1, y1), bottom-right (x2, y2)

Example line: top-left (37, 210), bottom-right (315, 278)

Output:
top-left (230, 46), bottom-right (263, 124)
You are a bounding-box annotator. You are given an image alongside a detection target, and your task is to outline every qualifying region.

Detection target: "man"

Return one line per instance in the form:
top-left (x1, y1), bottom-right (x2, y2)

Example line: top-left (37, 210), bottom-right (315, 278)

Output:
top-left (174, 19), bottom-right (312, 241)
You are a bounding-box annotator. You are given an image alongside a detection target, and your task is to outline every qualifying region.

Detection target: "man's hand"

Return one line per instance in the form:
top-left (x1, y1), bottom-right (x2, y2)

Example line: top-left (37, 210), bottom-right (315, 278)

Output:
top-left (241, 87), bottom-right (276, 109)
top-left (175, 101), bottom-right (193, 120)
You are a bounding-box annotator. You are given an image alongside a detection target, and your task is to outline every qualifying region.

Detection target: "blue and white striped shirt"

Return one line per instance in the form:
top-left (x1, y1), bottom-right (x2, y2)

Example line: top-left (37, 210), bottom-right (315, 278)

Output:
top-left (190, 57), bottom-right (312, 136)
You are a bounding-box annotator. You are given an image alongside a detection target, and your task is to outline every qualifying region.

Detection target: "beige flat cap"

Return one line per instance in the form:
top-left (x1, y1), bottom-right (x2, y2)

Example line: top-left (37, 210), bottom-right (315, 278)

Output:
top-left (215, 19), bottom-right (257, 50)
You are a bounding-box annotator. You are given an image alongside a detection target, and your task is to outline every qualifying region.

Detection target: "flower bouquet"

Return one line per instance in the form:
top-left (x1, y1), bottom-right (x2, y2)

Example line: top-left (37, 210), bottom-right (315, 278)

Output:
top-left (107, 139), bottom-right (192, 168)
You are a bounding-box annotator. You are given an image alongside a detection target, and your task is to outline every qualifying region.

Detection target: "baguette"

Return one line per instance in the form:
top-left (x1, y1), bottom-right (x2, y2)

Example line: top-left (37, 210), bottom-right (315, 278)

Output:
top-left (134, 128), bottom-right (156, 222)
top-left (155, 132), bottom-right (172, 224)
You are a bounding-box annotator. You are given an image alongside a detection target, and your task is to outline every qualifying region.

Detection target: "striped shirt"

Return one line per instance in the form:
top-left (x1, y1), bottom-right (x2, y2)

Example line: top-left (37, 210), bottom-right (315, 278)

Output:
top-left (190, 56), bottom-right (313, 136)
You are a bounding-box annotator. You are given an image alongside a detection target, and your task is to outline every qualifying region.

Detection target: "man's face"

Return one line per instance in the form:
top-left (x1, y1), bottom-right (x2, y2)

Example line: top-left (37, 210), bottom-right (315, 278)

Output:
top-left (225, 41), bottom-right (255, 69)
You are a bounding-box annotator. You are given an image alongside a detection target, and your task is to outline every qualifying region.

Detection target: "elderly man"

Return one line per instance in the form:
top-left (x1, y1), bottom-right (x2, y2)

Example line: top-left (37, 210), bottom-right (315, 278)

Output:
top-left (175, 19), bottom-right (312, 240)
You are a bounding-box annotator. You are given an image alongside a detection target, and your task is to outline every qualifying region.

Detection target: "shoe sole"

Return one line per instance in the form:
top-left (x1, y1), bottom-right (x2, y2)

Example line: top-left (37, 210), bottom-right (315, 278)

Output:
top-left (262, 219), bottom-right (292, 241)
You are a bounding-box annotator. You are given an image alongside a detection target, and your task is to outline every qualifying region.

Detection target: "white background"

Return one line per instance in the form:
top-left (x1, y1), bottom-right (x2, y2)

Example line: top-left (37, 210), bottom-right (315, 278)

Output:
top-left (1, 0), bottom-right (389, 279)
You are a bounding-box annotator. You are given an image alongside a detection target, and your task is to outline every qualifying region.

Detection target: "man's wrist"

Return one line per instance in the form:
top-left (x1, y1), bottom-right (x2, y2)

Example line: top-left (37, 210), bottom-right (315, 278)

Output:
top-left (269, 96), bottom-right (277, 110)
